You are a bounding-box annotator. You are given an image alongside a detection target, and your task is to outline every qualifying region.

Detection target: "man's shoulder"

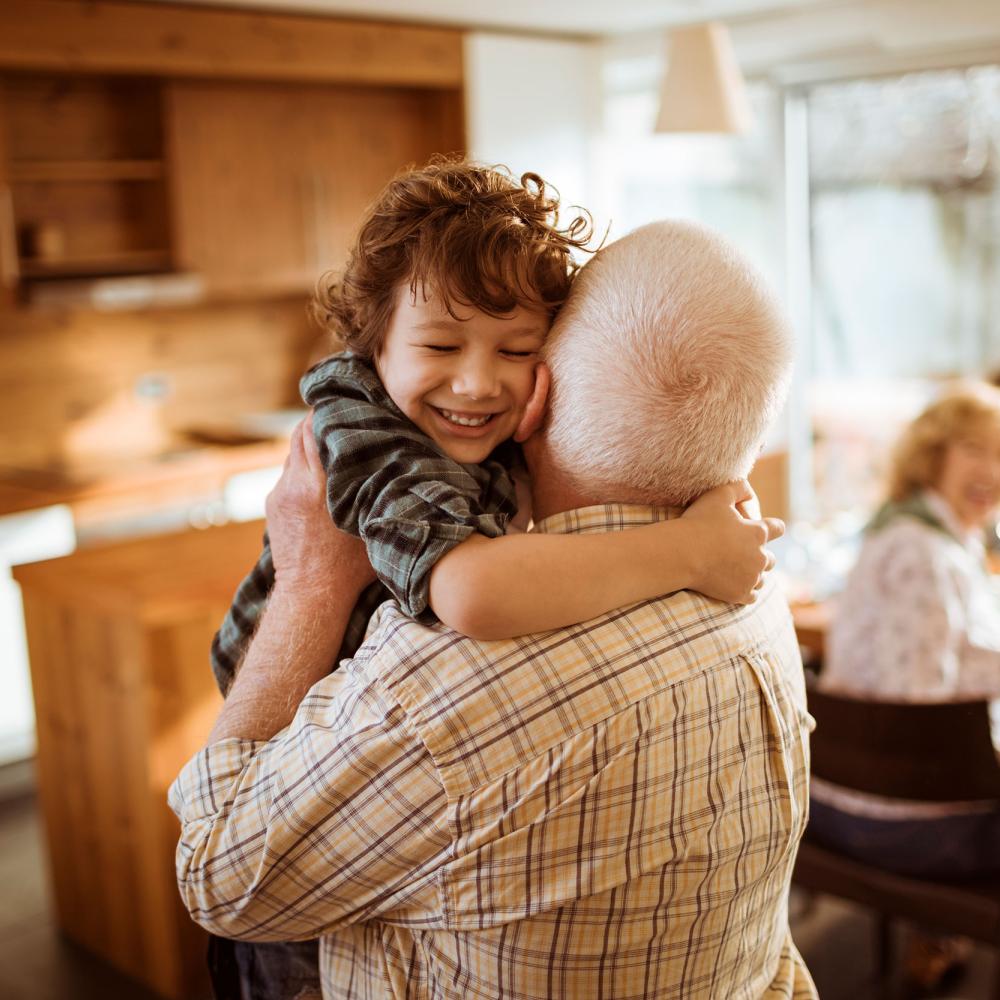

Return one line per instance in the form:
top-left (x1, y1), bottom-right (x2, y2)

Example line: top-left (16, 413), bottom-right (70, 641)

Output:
top-left (359, 601), bottom-right (458, 657)
top-left (360, 583), bottom-right (796, 682)
top-left (354, 586), bottom-right (799, 785)
top-left (355, 601), bottom-right (508, 690)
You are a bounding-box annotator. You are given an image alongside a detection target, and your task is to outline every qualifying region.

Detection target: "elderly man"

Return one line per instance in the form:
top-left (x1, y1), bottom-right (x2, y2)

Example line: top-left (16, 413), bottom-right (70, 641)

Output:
top-left (170, 221), bottom-right (816, 999)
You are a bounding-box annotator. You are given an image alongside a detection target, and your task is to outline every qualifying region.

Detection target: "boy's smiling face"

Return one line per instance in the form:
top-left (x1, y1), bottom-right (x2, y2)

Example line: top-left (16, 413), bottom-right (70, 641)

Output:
top-left (375, 284), bottom-right (549, 465)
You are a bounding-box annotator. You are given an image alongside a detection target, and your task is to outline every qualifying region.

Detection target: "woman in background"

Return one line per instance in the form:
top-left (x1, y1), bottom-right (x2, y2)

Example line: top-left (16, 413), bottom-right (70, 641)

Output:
top-left (814, 382), bottom-right (1000, 991)
top-left (824, 381), bottom-right (1000, 702)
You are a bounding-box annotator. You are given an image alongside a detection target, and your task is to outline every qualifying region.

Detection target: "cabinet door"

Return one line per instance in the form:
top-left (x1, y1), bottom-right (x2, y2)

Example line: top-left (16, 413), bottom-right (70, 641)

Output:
top-left (302, 85), bottom-right (464, 290)
top-left (165, 81), bottom-right (464, 297)
top-left (165, 81), bottom-right (315, 296)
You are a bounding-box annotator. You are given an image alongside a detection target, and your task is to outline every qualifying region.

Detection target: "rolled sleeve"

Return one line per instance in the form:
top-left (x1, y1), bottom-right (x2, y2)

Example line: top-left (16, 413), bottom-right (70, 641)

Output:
top-left (168, 663), bottom-right (451, 942)
top-left (169, 736), bottom-right (266, 825)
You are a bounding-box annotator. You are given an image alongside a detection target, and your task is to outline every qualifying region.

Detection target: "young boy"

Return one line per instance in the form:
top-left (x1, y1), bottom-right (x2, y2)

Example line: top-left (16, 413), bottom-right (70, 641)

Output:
top-left (211, 159), bottom-right (772, 697)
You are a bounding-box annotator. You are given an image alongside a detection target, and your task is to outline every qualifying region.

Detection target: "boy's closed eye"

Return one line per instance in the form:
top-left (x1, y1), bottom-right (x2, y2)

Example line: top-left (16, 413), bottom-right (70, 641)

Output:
top-left (417, 344), bottom-right (538, 359)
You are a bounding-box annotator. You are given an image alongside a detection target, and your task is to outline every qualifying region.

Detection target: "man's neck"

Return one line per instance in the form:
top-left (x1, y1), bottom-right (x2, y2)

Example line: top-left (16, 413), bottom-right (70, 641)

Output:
top-left (525, 435), bottom-right (604, 523)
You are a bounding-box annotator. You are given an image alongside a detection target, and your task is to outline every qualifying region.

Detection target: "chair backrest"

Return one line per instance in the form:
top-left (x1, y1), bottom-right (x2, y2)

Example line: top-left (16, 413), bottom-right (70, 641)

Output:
top-left (808, 687), bottom-right (1000, 801)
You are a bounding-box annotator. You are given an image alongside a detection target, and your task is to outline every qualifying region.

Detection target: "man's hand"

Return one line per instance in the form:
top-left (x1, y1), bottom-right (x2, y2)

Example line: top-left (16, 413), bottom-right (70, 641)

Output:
top-left (266, 416), bottom-right (375, 602)
top-left (680, 480), bottom-right (783, 605)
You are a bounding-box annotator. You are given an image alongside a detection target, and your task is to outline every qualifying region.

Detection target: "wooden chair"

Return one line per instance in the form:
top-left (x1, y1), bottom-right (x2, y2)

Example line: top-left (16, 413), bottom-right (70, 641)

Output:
top-left (793, 688), bottom-right (1000, 997)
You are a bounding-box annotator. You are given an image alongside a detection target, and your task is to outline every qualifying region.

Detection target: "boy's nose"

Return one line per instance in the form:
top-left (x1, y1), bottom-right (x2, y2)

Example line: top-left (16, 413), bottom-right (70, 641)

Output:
top-left (453, 360), bottom-right (500, 400)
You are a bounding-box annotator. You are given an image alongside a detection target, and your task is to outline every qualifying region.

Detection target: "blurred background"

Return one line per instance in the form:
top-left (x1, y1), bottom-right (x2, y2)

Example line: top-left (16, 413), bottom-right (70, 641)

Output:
top-left (2, 1), bottom-right (1000, 998)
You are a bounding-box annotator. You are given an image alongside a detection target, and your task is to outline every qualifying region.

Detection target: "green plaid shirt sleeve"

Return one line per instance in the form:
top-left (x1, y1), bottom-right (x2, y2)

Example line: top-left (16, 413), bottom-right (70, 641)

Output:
top-left (210, 354), bottom-right (518, 695)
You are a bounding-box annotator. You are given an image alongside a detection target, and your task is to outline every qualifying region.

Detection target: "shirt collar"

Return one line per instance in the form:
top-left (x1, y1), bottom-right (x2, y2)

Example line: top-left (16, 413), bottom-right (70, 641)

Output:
top-left (532, 503), bottom-right (684, 536)
top-left (923, 489), bottom-right (985, 555)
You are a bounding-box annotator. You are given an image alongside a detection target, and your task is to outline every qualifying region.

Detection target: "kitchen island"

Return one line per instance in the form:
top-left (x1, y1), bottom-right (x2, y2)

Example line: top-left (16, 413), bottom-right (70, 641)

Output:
top-left (0, 433), bottom-right (290, 772)
top-left (13, 519), bottom-right (265, 1000)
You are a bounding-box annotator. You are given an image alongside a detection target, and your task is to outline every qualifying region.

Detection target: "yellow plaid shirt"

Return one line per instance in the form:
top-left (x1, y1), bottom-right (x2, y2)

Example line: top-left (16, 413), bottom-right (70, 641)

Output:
top-left (170, 505), bottom-right (817, 999)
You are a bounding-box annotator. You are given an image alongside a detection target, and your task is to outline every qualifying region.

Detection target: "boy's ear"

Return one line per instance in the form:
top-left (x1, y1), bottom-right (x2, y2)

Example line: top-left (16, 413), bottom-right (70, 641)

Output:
top-left (513, 362), bottom-right (550, 443)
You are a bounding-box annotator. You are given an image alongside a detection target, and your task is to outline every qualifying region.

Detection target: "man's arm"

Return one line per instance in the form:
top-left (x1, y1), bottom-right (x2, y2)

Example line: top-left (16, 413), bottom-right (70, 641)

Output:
top-left (207, 418), bottom-right (374, 743)
top-left (170, 665), bottom-right (451, 940)
top-left (206, 585), bottom-right (351, 741)
top-left (169, 419), bottom-right (450, 940)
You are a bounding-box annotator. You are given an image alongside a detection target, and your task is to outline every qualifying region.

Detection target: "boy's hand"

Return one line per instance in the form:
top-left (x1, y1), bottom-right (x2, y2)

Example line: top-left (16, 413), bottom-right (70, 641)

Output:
top-left (680, 480), bottom-right (783, 605)
top-left (266, 416), bottom-right (375, 602)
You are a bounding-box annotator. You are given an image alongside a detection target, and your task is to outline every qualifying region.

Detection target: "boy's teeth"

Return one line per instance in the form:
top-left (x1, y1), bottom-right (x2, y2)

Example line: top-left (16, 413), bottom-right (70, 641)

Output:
top-left (440, 409), bottom-right (491, 427)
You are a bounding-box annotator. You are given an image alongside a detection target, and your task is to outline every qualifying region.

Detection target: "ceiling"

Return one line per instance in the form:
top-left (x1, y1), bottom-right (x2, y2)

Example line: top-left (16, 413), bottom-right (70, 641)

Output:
top-left (142, 0), bottom-right (1000, 80)
top-left (138, 0), bottom-right (836, 36)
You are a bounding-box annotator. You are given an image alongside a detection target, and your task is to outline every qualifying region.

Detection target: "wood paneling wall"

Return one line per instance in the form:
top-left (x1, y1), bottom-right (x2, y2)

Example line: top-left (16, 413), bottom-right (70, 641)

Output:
top-left (0, 2), bottom-right (468, 476)
top-left (0, 298), bottom-right (323, 469)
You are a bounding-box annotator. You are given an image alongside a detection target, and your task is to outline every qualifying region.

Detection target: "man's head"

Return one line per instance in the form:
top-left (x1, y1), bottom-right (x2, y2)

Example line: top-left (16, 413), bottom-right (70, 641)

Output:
top-left (314, 159), bottom-right (592, 461)
top-left (536, 220), bottom-right (793, 507)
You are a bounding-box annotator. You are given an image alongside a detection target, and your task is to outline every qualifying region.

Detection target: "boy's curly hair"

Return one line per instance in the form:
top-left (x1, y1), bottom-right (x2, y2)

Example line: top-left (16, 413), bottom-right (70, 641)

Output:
top-left (313, 158), bottom-right (594, 357)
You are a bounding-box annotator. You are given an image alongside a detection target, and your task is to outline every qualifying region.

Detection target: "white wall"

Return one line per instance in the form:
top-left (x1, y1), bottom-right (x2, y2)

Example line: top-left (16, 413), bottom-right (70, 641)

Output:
top-left (464, 32), bottom-right (603, 235)
top-left (0, 506), bottom-right (76, 765)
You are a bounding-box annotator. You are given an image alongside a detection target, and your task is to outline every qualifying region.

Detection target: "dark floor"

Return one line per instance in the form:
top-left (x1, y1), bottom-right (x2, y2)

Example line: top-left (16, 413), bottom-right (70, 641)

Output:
top-left (791, 888), bottom-right (997, 999)
top-left (0, 788), bottom-right (995, 999)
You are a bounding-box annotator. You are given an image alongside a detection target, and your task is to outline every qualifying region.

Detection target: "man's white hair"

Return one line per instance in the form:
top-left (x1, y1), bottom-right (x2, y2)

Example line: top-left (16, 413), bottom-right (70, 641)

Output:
top-left (543, 220), bottom-right (793, 506)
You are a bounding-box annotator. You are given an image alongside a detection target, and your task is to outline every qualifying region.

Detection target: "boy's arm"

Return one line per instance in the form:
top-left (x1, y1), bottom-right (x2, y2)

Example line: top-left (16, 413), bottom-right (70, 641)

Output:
top-left (428, 481), bottom-right (782, 640)
top-left (210, 537), bottom-right (275, 696)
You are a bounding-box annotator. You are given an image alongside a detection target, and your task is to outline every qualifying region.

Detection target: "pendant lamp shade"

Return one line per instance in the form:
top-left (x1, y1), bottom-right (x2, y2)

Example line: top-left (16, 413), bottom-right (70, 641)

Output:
top-left (654, 22), bottom-right (754, 134)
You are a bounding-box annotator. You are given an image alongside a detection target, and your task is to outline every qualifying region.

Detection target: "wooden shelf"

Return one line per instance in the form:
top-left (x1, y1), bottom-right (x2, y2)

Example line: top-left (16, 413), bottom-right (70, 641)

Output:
top-left (9, 159), bottom-right (166, 182)
top-left (20, 250), bottom-right (172, 278)
top-left (2, 75), bottom-right (173, 290)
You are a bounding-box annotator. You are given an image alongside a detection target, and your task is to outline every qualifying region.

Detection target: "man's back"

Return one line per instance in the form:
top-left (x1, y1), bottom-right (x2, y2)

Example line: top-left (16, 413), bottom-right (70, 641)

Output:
top-left (171, 507), bottom-right (814, 1000)
top-left (171, 215), bottom-right (810, 999)
top-left (321, 505), bottom-right (815, 999)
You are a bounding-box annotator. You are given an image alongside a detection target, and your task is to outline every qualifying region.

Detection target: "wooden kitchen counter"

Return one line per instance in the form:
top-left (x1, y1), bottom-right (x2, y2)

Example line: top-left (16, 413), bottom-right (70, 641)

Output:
top-left (14, 516), bottom-right (265, 619)
top-left (14, 518), bottom-right (266, 1000)
top-left (0, 437), bottom-right (290, 519)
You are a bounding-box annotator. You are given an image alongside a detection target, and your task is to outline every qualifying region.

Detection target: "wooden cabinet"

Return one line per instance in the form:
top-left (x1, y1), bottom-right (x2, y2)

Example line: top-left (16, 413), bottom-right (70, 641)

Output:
top-left (165, 80), bottom-right (464, 296)
top-left (0, 74), bottom-right (175, 289)
top-left (0, 2), bottom-right (467, 304)
top-left (0, 72), bottom-right (464, 301)
top-left (13, 519), bottom-right (265, 1000)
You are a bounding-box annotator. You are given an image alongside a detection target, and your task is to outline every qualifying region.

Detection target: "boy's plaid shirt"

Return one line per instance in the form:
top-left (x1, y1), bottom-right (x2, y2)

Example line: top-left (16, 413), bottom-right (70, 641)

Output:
top-left (210, 353), bottom-right (518, 694)
top-left (172, 505), bottom-right (818, 1000)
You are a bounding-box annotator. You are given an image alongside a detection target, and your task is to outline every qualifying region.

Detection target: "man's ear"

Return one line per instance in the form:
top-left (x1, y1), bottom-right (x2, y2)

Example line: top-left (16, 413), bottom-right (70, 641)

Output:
top-left (513, 362), bottom-right (550, 442)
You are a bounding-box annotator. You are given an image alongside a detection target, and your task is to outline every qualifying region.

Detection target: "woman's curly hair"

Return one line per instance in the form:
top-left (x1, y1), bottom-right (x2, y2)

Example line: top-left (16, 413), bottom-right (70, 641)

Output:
top-left (889, 381), bottom-right (1000, 501)
top-left (313, 158), bottom-right (594, 357)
